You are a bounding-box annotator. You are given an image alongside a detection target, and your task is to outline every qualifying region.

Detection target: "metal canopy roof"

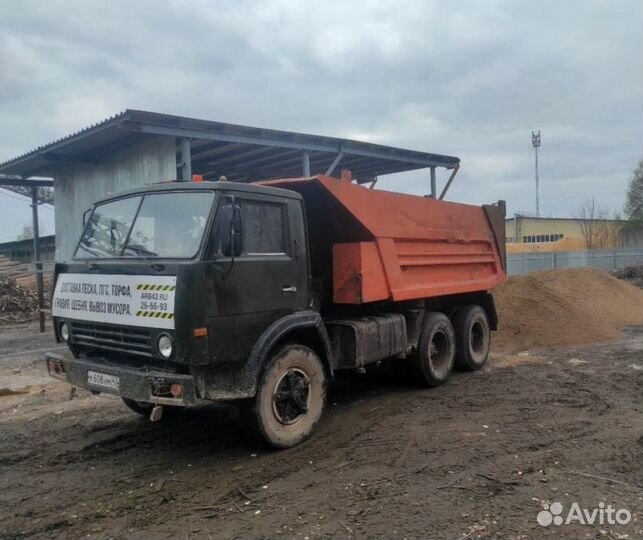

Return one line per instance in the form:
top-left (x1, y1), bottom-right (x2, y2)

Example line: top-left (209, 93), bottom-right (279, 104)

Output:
top-left (0, 174), bottom-right (54, 204)
top-left (0, 110), bottom-right (460, 183)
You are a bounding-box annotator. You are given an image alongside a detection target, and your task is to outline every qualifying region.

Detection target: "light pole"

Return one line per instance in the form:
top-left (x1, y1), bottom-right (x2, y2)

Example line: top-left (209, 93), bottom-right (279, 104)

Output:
top-left (531, 130), bottom-right (541, 217)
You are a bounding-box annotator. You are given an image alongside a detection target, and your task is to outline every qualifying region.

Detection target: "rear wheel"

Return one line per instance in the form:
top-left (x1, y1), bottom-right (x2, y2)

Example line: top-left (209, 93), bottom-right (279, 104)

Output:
top-left (453, 305), bottom-right (490, 370)
top-left (410, 312), bottom-right (455, 387)
top-left (242, 344), bottom-right (326, 449)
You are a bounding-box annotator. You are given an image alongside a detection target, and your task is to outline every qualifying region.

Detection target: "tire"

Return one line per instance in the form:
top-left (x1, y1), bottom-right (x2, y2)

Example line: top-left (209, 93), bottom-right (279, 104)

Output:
top-left (242, 344), bottom-right (327, 449)
top-left (121, 398), bottom-right (181, 418)
top-left (453, 304), bottom-right (490, 371)
top-left (409, 312), bottom-right (455, 387)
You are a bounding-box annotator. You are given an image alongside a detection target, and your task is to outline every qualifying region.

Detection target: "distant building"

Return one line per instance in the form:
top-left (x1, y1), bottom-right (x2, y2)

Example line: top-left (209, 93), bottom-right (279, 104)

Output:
top-left (505, 215), bottom-right (623, 252)
top-left (0, 234), bottom-right (56, 264)
top-left (619, 225), bottom-right (643, 248)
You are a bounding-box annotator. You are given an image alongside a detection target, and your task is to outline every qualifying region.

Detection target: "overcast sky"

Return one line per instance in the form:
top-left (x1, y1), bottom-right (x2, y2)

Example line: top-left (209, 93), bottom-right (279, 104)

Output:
top-left (1, 0), bottom-right (642, 242)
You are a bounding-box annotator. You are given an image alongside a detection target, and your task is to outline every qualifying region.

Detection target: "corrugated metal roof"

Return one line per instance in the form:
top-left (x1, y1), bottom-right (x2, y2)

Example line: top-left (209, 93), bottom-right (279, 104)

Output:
top-left (0, 109), bottom-right (460, 182)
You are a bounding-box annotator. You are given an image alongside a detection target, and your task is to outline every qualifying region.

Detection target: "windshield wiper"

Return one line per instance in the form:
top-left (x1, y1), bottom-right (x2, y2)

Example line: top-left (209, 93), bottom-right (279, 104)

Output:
top-left (123, 244), bottom-right (165, 271)
top-left (124, 244), bottom-right (158, 257)
top-left (78, 244), bottom-right (108, 259)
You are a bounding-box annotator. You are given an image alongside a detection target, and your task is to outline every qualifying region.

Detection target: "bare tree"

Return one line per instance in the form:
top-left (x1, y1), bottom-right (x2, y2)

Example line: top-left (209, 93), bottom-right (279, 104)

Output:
top-left (607, 212), bottom-right (623, 248)
top-left (16, 224), bottom-right (45, 241)
top-left (576, 197), bottom-right (621, 249)
top-left (16, 225), bottom-right (34, 241)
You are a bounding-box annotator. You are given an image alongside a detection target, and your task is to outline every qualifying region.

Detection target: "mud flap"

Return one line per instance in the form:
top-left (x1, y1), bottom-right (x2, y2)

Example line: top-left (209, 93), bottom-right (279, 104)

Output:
top-left (150, 405), bottom-right (164, 422)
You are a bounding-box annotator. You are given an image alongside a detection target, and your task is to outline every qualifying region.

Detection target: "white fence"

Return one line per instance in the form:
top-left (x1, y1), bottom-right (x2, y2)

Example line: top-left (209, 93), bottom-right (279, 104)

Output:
top-left (506, 248), bottom-right (643, 275)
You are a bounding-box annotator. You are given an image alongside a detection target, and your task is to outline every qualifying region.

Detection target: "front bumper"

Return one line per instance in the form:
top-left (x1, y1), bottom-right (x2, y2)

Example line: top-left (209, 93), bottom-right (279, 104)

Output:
top-left (45, 351), bottom-right (198, 406)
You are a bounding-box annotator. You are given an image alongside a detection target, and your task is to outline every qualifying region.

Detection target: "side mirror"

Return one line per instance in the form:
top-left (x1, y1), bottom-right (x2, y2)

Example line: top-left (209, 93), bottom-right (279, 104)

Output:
top-left (215, 202), bottom-right (243, 257)
top-left (82, 208), bottom-right (92, 227)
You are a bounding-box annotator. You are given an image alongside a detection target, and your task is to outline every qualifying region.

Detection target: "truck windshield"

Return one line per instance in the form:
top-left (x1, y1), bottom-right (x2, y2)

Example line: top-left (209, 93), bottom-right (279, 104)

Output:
top-left (75, 192), bottom-right (215, 259)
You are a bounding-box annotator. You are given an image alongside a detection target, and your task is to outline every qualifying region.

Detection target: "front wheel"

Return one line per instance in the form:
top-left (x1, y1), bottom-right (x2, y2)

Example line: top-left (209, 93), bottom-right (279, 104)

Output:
top-left (242, 344), bottom-right (327, 449)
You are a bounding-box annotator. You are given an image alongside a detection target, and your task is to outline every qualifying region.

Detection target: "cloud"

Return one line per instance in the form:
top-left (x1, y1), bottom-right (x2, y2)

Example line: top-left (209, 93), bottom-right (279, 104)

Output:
top-left (0, 0), bottom-right (641, 242)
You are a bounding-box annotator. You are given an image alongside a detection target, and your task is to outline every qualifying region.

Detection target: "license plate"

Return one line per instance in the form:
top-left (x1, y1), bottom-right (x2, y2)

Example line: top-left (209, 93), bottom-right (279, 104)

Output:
top-left (87, 370), bottom-right (120, 391)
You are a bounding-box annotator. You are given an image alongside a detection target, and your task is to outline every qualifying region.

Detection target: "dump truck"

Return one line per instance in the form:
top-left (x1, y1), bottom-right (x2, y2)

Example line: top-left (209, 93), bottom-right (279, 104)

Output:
top-left (45, 174), bottom-right (506, 448)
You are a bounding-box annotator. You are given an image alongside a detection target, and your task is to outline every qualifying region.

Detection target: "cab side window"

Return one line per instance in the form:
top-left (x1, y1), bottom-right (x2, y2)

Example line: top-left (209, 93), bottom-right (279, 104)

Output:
top-left (240, 200), bottom-right (286, 255)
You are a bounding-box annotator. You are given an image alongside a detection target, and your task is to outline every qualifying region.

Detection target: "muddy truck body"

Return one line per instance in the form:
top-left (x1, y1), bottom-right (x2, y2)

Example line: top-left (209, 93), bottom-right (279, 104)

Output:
top-left (46, 175), bottom-right (506, 448)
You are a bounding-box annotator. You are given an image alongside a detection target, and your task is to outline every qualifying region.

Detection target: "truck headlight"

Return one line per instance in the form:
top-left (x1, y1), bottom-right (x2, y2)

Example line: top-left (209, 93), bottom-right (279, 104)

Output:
top-left (60, 322), bottom-right (70, 342)
top-left (157, 334), bottom-right (173, 359)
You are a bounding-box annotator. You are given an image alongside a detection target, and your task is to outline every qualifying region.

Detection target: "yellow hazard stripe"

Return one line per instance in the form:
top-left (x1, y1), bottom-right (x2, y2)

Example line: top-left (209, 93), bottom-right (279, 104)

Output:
top-left (137, 284), bottom-right (176, 291)
top-left (135, 310), bottom-right (174, 318)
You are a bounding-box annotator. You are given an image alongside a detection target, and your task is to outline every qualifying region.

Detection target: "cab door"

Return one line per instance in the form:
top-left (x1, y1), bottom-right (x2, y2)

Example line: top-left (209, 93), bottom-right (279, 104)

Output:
top-left (206, 192), bottom-right (308, 363)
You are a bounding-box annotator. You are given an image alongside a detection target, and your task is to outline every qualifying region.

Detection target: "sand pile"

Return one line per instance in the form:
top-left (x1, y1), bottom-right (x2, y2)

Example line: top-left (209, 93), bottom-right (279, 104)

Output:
top-left (493, 267), bottom-right (643, 352)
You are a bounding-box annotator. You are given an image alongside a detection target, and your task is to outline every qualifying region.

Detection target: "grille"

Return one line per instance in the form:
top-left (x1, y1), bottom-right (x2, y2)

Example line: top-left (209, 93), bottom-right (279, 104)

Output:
top-left (70, 321), bottom-right (153, 357)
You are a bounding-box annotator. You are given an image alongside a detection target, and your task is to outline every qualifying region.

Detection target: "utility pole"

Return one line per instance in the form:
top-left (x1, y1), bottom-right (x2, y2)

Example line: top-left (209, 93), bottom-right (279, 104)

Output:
top-left (531, 130), bottom-right (541, 217)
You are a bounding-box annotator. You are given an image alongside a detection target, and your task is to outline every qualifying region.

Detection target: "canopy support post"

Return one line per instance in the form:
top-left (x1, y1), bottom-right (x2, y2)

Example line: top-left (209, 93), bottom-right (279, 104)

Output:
top-left (430, 167), bottom-right (437, 198)
top-left (438, 164), bottom-right (460, 200)
top-left (31, 187), bottom-right (45, 333)
top-left (180, 138), bottom-right (192, 181)
top-left (325, 151), bottom-right (344, 175)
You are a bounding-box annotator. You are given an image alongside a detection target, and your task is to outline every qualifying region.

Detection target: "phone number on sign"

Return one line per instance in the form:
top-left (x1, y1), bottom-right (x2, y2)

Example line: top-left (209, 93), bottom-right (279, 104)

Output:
top-left (139, 302), bottom-right (168, 311)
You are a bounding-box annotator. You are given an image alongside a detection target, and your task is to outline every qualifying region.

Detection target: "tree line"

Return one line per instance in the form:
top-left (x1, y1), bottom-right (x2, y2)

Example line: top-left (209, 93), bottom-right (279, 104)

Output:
top-left (576, 159), bottom-right (643, 249)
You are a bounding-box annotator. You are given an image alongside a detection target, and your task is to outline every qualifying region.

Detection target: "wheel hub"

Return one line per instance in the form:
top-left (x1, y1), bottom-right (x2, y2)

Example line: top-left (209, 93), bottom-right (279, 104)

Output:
top-left (470, 320), bottom-right (486, 354)
top-left (428, 329), bottom-right (450, 375)
top-left (272, 368), bottom-right (310, 425)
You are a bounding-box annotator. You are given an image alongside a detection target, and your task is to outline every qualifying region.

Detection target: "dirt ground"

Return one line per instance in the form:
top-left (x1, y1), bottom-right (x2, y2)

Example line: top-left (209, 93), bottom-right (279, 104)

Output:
top-left (1, 320), bottom-right (642, 540)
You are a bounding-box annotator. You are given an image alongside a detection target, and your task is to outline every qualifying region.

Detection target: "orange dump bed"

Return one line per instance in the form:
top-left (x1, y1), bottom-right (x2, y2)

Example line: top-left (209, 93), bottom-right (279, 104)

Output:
top-left (263, 175), bottom-right (506, 305)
